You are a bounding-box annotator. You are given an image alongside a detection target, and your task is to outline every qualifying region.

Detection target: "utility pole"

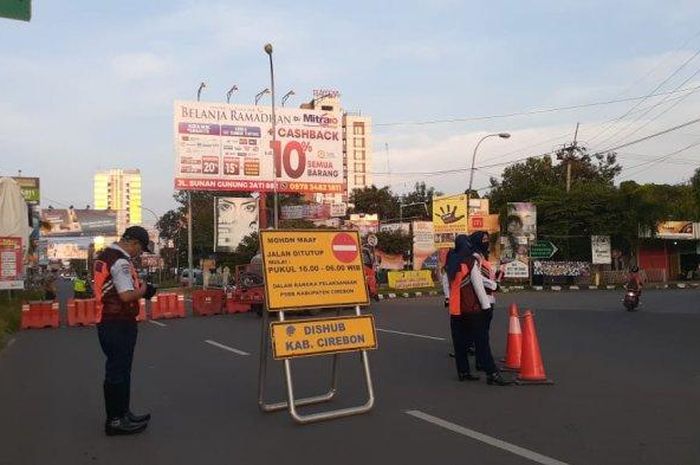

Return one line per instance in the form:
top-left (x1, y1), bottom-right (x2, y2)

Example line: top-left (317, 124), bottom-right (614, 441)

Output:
top-left (385, 142), bottom-right (391, 191)
top-left (566, 123), bottom-right (580, 193)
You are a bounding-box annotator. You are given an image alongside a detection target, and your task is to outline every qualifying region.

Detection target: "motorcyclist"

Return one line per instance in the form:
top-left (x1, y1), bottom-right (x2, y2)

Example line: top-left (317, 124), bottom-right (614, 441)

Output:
top-left (625, 266), bottom-right (643, 294)
top-left (624, 266), bottom-right (643, 308)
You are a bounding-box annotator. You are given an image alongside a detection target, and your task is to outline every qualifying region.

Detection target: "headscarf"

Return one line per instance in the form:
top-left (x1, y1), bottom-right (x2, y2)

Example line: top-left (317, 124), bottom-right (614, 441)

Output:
top-left (446, 234), bottom-right (473, 281)
top-left (468, 231), bottom-right (490, 259)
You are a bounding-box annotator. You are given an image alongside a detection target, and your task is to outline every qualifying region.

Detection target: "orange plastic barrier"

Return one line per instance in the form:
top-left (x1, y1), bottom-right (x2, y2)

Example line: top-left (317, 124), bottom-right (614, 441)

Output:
top-left (225, 292), bottom-right (251, 314)
top-left (136, 299), bottom-right (147, 322)
top-left (151, 293), bottom-right (186, 319)
top-left (21, 301), bottom-right (60, 329)
top-left (192, 289), bottom-right (225, 316)
top-left (67, 299), bottom-right (99, 326)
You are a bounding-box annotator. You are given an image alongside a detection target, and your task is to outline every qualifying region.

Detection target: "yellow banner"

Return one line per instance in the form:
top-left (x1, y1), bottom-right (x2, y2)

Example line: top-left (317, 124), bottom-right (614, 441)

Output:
top-left (271, 315), bottom-right (377, 359)
top-left (260, 230), bottom-right (370, 311)
top-left (433, 194), bottom-right (468, 248)
top-left (387, 270), bottom-right (433, 289)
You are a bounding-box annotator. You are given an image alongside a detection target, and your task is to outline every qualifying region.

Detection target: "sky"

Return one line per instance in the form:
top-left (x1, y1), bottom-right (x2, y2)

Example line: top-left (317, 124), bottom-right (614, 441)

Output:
top-left (2, 0), bottom-right (700, 224)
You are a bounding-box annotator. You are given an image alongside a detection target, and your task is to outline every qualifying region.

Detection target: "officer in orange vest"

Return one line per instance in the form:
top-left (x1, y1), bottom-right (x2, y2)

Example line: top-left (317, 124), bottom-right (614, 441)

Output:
top-left (447, 232), bottom-right (509, 385)
top-left (94, 226), bottom-right (156, 436)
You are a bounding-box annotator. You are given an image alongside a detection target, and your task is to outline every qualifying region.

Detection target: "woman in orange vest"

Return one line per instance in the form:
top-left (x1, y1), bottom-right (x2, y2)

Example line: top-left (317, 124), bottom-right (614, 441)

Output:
top-left (447, 232), bottom-right (509, 385)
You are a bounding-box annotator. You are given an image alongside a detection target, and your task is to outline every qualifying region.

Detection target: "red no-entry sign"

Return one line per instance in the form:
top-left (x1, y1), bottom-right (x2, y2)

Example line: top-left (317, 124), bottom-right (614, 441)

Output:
top-left (331, 233), bottom-right (359, 263)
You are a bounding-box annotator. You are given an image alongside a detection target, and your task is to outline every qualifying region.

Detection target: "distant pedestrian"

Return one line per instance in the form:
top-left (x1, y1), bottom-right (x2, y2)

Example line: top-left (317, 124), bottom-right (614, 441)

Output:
top-left (42, 270), bottom-right (57, 301)
top-left (93, 226), bottom-right (156, 436)
top-left (73, 271), bottom-right (90, 299)
top-left (447, 232), bottom-right (509, 385)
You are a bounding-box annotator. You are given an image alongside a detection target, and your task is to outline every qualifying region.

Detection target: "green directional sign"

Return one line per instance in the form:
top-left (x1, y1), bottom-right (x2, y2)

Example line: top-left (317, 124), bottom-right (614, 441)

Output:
top-left (530, 240), bottom-right (558, 259)
top-left (0, 0), bottom-right (31, 22)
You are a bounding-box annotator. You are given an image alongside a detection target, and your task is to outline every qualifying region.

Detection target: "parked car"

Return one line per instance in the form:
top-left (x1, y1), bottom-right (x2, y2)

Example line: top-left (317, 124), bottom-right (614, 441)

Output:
top-left (179, 269), bottom-right (203, 286)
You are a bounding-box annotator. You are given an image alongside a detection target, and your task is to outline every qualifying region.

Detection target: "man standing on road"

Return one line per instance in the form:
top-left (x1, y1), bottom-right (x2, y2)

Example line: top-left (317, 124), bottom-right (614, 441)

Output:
top-left (93, 226), bottom-right (156, 436)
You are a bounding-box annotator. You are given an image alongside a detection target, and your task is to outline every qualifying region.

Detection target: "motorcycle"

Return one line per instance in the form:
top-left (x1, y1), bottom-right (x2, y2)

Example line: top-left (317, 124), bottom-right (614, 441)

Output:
top-left (623, 288), bottom-right (640, 312)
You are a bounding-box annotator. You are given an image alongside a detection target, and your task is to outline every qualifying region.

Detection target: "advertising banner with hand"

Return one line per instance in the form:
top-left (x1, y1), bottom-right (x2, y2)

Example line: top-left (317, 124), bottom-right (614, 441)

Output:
top-left (432, 194), bottom-right (468, 248)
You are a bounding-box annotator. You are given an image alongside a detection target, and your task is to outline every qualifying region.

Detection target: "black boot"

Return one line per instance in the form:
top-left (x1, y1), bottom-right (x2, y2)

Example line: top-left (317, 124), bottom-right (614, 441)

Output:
top-left (458, 372), bottom-right (480, 381)
top-left (105, 416), bottom-right (148, 436)
top-left (486, 372), bottom-right (512, 386)
top-left (127, 411), bottom-right (151, 423)
top-left (124, 382), bottom-right (151, 423)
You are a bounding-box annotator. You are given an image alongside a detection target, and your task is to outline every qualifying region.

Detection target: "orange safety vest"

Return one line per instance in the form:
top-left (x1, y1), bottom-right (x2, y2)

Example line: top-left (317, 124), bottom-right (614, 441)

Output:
top-left (93, 246), bottom-right (141, 322)
top-left (448, 257), bottom-right (480, 316)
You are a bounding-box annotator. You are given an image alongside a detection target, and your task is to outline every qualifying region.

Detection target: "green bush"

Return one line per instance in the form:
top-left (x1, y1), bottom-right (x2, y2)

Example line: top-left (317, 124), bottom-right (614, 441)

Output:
top-left (0, 289), bottom-right (43, 348)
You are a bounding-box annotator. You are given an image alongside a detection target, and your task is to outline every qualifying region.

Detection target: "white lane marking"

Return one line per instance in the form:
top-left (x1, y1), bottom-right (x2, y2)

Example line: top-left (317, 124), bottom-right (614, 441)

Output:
top-left (406, 410), bottom-right (571, 465)
top-left (376, 328), bottom-right (446, 341)
top-left (204, 339), bottom-right (250, 356)
top-left (7, 338), bottom-right (16, 347)
top-left (149, 320), bottom-right (167, 327)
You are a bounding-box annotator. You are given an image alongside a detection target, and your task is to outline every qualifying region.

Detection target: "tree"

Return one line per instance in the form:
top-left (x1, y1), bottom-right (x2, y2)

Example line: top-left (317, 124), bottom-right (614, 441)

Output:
top-left (400, 182), bottom-right (441, 220)
top-left (691, 167), bottom-right (700, 219)
top-left (349, 185), bottom-right (400, 220)
top-left (375, 229), bottom-right (413, 256)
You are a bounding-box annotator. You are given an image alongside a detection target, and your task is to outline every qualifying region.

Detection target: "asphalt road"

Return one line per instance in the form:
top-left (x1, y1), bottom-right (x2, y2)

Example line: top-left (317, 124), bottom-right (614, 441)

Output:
top-left (1, 289), bottom-right (699, 465)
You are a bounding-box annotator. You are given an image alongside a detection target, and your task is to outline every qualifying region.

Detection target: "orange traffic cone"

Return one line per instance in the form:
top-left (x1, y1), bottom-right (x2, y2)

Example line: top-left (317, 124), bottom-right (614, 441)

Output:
top-left (501, 304), bottom-right (522, 371)
top-left (500, 303), bottom-right (520, 363)
top-left (516, 310), bottom-right (554, 385)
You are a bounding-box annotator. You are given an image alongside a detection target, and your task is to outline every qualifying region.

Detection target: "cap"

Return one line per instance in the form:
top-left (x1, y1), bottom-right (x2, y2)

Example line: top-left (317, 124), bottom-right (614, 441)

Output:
top-left (122, 226), bottom-right (153, 254)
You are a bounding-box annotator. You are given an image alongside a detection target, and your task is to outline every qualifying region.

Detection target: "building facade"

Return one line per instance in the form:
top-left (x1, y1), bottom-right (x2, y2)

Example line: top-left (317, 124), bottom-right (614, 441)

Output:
top-left (93, 169), bottom-right (142, 234)
top-left (301, 91), bottom-right (372, 205)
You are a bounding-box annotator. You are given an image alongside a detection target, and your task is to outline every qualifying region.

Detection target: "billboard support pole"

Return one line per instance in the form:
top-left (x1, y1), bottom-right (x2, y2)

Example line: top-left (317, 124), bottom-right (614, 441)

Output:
top-left (187, 192), bottom-right (193, 288)
top-left (265, 43), bottom-right (278, 229)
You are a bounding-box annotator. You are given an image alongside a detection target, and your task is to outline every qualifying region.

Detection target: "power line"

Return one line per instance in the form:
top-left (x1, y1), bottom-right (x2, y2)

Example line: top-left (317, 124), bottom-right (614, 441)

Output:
top-left (586, 46), bottom-right (700, 144)
top-left (374, 84), bottom-right (700, 127)
top-left (593, 66), bottom-right (700, 148)
top-left (619, 140), bottom-right (700, 178)
top-left (595, 116), bottom-right (700, 154)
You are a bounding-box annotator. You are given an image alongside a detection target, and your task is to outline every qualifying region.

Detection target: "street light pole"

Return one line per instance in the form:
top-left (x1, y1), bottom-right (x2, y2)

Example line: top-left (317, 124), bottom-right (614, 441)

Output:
top-left (265, 43), bottom-right (278, 229)
top-left (187, 83), bottom-right (206, 287)
top-left (226, 84), bottom-right (238, 104)
top-left (254, 88), bottom-right (270, 106)
top-left (281, 90), bottom-right (295, 107)
top-left (467, 133), bottom-right (511, 229)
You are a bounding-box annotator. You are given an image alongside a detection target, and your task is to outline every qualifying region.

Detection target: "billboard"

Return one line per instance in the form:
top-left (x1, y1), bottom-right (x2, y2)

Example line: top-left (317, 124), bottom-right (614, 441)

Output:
top-left (174, 101), bottom-right (343, 193)
top-left (42, 237), bottom-right (103, 261)
top-left (215, 197), bottom-right (259, 252)
top-left (591, 235), bottom-right (611, 265)
top-left (501, 202), bottom-right (537, 279)
top-left (280, 204), bottom-right (330, 221)
top-left (40, 209), bottom-right (118, 237)
top-left (412, 221), bottom-right (437, 270)
top-left (11, 177), bottom-right (40, 204)
top-left (0, 237), bottom-right (23, 290)
top-left (656, 221), bottom-right (694, 240)
top-left (345, 214), bottom-right (379, 237)
top-left (432, 194), bottom-right (468, 248)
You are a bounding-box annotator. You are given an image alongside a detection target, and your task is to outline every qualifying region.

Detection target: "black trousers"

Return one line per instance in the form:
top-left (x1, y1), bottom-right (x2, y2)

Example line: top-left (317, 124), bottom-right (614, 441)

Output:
top-left (450, 312), bottom-right (497, 376)
top-left (97, 319), bottom-right (137, 419)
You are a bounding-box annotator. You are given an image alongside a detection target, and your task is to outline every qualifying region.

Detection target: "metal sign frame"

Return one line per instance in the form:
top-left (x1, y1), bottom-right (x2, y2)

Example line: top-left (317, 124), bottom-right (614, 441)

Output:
top-left (257, 306), bottom-right (375, 424)
top-left (257, 229), bottom-right (375, 424)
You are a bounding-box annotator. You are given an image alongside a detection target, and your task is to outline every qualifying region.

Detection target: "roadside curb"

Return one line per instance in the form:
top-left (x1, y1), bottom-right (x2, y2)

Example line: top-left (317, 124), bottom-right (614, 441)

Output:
top-left (376, 282), bottom-right (699, 300)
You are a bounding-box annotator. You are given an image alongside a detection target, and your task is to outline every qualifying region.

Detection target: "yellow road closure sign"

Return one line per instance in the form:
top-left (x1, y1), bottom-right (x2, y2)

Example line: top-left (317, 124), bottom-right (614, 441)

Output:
top-left (271, 315), bottom-right (377, 359)
top-left (260, 230), bottom-right (370, 311)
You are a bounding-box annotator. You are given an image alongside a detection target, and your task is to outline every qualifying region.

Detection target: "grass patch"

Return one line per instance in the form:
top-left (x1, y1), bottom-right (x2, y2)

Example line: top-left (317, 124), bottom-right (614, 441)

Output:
top-left (0, 289), bottom-right (43, 348)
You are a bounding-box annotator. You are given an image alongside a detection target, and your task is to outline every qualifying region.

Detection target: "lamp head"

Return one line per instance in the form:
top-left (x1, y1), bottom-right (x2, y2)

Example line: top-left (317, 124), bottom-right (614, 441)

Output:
top-left (498, 132), bottom-right (511, 139)
top-left (264, 43), bottom-right (273, 55)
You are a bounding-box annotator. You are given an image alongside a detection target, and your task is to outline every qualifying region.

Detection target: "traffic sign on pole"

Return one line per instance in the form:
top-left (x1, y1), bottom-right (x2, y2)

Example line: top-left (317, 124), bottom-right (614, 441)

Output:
top-left (530, 240), bottom-right (558, 259)
top-left (0, 0), bottom-right (31, 22)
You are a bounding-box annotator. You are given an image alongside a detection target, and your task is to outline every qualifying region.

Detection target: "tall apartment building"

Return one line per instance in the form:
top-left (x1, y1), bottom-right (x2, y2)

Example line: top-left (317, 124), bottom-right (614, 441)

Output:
top-left (93, 169), bottom-right (142, 234)
top-left (301, 91), bottom-right (372, 205)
